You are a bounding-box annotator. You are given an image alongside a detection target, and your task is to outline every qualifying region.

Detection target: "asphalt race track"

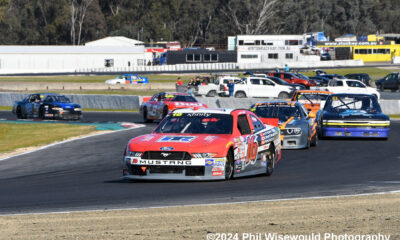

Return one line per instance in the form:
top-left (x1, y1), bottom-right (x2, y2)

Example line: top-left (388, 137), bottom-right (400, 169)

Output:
top-left (0, 111), bottom-right (399, 215)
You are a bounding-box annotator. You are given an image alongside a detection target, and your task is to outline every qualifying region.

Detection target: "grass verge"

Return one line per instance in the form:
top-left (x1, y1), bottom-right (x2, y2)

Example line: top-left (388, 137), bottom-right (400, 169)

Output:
top-left (0, 193), bottom-right (398, 239)
top-left (0, 123), bottom-right (95, 153)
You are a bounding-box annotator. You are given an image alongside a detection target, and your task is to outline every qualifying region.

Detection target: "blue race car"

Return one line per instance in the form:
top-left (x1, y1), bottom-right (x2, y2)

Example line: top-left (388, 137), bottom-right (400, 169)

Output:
top-left (12, 93), bottom-right (82, 120)
top-left (319, 94), bottom-right (390, 139)
top-left (105, 74), bottom-right (149, 84)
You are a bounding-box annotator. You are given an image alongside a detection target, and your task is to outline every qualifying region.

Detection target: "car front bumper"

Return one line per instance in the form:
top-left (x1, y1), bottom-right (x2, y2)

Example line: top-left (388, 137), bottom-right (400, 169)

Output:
top-left (322, 127), bottom-right (389, 138)
top-left (281, 134), bottom-right (308, 149)
top-left (122, 156), bottom-right (226, 181)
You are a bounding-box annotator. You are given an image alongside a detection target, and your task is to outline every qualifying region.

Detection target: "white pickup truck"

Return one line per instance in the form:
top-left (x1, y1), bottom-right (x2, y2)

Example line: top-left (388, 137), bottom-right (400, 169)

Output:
top-left (195, 76), bottom-right (241, 97)
top-left (228, 77), bottom-right (294, 98)
top-left (325, 79), bottom-right (380, 99)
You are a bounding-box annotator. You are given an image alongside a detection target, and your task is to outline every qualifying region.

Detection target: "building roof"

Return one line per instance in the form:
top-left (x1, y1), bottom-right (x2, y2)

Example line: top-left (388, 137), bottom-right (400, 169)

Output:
top-left (0, 46), bottom-right (145, 54)
top-left (85, 36), bottom-right (144, 46)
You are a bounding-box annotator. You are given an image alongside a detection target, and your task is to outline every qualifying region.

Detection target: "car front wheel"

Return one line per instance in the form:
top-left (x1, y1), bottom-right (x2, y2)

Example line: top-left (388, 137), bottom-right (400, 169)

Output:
top-left (265, 146), bottom-right (276, 176)
top-left (143, 108), bottom-right (153, 123)
top-left (225, 150), bottom-right (234, 180)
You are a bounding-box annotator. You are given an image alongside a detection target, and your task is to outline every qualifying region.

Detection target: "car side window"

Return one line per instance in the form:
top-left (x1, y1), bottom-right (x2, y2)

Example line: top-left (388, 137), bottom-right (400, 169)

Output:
top-left (237, 114), bottom-right (252, 135)
top-left (263, 79), bottom-right (274, 86)
top-left (249, 114), bottom-right (264, 133)
top-left (283, 74), bottom-right (291, 79)
top-left (251, 79), bottom-right (260, 85)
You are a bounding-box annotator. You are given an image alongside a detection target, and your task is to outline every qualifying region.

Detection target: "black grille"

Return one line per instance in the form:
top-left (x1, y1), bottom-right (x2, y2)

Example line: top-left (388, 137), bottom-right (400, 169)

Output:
top-left (149, 166), bottom-right (184, 174)
top-left (141, 151), bottom-right (191, 160)
top-left (185, 166), bottom-right (205, 176)
top-left (129, 165), bottom-right (147, 176)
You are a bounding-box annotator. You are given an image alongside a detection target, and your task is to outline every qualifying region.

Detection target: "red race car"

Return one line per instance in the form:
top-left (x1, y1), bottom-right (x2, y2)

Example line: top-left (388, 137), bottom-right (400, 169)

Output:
top-left (140, 92), bottom-right (207, 122)
top-left (123, 108), bottom-right (282, 180)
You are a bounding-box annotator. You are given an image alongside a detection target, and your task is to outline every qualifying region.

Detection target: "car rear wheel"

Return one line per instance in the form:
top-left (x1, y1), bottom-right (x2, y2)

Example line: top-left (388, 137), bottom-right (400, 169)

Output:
top-left (310, 133), bottom-right (318, 147)
top-left (278, 92), bottom-right (290, 99)
top-left (162, 106), bottom-right (169, 119)
top-left (206, 90), bottom-right (217, 97)
top-left (235, 92), bottom-right (246, 98)
top-left (16, 107), bottom-right (23, 119)
top-left (225, 150), bottom-right (234, 180)
top-left (143, 108), bottom-right (153, 123)
top-left (265, 146), bottom-right (276, 176)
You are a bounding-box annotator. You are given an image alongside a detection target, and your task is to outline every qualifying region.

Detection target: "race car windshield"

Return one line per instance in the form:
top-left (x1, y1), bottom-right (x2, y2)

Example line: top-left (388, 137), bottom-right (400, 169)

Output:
top-left (166, 95), bottom-right (198, 102)
top-left (53, 96), bottom-right (71, 103)
top-left (270, 77), bottom-right (290, 85)
top-left (255, 105), bottom-right (301, 122)
top-left (297, 94), bottom-right (329, 104)
top-left (324, 95), bottom-right (381, 114)
top-left (154, 113), bottom-right (233, 134)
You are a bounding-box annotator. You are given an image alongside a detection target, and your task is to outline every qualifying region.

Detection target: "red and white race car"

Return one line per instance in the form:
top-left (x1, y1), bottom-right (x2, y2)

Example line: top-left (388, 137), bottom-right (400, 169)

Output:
top-left (139, 92), bottom-right (207, 122)
top-left (123, 108), bottom-right (282, 180)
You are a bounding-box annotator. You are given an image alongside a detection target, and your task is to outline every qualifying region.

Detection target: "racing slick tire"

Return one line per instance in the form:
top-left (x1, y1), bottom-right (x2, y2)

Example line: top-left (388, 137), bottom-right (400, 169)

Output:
top-left (16, 106), bottom-right (26, 119)
top-left (265, 146), bottom-right (276, 176)
top-left (206, 90), bottom-right (217, 97)
top-left (39, 106), bottom-right (45, 119)
top-left (235, 91), bottom-right (247, 98)
top-left (278, 92), bottom-right (290, 99)
top-left (162, 106), bottom-right (169, 119)
top-left (310, 133), bottom-right (318, 147)
top-left (143, 108), bottom-right (153, 123)
top-left (225, 149), bottom-right (234, 180)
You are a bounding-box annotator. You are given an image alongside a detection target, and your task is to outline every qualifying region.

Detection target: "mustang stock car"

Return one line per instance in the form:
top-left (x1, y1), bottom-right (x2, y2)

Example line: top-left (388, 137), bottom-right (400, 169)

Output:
top-left (251, 101), bottom-right (318, 149)
top-left (12, 93), bottom-right (82, 120)
top-left (139, 92), bottom-right (207, 122)
top-left (123, 108), bottom-right (281, 180)
top-left (318, 94), bottom-right (390, 138)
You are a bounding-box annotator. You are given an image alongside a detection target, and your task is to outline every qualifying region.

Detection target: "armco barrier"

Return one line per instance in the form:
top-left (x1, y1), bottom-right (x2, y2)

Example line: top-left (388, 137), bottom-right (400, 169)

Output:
top-left (1, 92), bottom-right (399, 114)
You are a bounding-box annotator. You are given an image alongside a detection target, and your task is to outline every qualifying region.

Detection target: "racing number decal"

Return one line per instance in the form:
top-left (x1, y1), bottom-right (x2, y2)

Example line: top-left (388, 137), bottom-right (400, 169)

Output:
top-left (246, 135), bottom-right (258, 165)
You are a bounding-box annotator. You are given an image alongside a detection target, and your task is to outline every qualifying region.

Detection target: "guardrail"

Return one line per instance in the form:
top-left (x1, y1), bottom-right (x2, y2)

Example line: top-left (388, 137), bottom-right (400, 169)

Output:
top-left (1, 93), bottom-right (399, 114)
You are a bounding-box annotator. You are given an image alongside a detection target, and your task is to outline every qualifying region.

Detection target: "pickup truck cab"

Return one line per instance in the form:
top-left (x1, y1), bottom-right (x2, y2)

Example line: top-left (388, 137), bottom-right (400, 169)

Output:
top-left (195, 76), bottom-right (241, 97)
top-left (325, 79), bottom-right (380, 99)
top-left (268, 72), bottom-right (316, 88)
top-left (229, 77), bottom-right (294, 99)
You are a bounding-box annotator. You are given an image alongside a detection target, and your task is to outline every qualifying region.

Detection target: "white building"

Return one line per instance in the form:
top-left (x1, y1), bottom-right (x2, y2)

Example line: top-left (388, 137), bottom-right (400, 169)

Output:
top-left (234, 35), bottom-right (317, 64)
top-left (0, 36), bottom-right (151, 74)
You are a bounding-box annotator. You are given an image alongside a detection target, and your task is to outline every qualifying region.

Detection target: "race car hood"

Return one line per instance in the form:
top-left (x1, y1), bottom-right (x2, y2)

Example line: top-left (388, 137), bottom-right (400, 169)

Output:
top-left (128, 133), bottom-right (232, 155)
top-left (322, 111), bottom-right (389, 121)
top-left (278, 117), bottom-right (305, 129)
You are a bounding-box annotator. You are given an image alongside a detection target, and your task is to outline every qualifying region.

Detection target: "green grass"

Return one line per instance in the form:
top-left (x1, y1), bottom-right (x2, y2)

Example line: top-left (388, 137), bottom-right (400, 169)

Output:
top-left (0, 123), bottom-right (95, 153)
top-left (0, 74), bottom-right (200, 84)
top-left (299, 67), bottom-right (393, 80)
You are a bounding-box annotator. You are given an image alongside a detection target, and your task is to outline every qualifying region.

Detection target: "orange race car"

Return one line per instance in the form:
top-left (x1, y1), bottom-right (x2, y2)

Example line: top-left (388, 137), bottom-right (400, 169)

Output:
top-left (291, 90), bottom-right (332, 116)
top-left (140, 92), bottom-right (208, 122)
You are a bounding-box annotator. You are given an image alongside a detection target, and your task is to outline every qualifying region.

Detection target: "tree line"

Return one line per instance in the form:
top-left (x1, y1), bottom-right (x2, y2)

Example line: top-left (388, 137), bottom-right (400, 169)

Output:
top-left (0, 0), bottom-right (399, 47)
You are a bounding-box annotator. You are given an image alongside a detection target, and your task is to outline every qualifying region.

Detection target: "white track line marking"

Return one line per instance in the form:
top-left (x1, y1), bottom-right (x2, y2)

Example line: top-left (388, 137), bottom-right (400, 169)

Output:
top-left (1, 189), bottom-right (399, 217)
top-left (0, 124), bottom-right (145, 162)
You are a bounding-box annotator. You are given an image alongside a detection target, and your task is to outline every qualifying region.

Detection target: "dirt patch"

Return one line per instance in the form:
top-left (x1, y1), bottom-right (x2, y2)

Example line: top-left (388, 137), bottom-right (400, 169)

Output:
top-left (0, 130), bottom-right (111, 160)
top-left (0, 192), bottom-right (399, 240)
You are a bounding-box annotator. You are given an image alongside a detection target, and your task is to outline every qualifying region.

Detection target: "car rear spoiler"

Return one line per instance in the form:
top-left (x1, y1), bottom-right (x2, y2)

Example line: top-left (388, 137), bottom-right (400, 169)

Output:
top-left (260, 118), bottom-right (279, 127)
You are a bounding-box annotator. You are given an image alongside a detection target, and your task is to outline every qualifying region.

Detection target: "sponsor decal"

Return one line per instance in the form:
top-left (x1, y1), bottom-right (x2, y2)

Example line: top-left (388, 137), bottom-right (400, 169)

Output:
top-left (214, 158), bottom-right (225, 166)
top-left (130, 158), bottom-right (139, 164)
top-left (261, 153), bottom-right (267, 167)
top-left (186, 112), bottom-right (211, 117)
top-left (157, 135), bottom-right (197, 143)
top-left (212, 167), bottom-right (224, 172)
top-left (160, 146), bottom-right (174, 151)
top-left (204, 136), bottom-right (218, 143)
top-left (205, 159), bottom-right (214, 166)
top-left (212, 171), bottom-right (224, 176)
top-left (134, 159), bottom-right (192, 166)
top-left (174, 102), bottom-right (203, 107)
top-left (140, 135), bottom-right (155, 142)
top-left (172, 113), bottom-right (183, 117)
